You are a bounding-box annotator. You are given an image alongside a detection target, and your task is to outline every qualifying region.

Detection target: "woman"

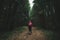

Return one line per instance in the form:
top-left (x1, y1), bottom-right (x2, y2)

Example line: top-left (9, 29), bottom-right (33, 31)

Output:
top-left (28, 20), bottom-right (32, 34)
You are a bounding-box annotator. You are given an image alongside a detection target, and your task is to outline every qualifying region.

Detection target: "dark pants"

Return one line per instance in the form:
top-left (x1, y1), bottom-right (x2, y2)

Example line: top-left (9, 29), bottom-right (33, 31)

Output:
top-left (28, 26), bottom-right (32, 33)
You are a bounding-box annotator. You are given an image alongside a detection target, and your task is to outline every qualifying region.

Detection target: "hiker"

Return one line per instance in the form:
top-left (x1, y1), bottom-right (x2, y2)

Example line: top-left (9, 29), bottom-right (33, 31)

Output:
top-left (28, 20), bottom-right (32, 34)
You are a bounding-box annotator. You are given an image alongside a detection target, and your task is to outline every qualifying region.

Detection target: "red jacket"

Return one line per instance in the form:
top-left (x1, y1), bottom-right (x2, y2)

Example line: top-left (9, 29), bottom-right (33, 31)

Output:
top-left (28, 21), bottom-right (32, 26)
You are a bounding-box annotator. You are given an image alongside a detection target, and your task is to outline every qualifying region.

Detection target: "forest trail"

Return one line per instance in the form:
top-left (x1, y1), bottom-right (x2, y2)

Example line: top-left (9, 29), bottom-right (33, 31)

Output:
top-left (7, 27), bottom-right (47, 40)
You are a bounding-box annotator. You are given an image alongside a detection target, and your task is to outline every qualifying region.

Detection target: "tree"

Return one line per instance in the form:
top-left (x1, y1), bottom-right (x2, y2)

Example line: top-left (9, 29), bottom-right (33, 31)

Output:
top-left (0, 0), bottom-right (30, 31)
top-left (32, 0), bottom-right (55, 29)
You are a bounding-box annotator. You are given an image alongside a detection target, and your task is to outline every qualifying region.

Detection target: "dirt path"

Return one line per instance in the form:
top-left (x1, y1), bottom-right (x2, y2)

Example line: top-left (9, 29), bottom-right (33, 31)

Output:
top-left (7, 27), bottom-right (47, 40)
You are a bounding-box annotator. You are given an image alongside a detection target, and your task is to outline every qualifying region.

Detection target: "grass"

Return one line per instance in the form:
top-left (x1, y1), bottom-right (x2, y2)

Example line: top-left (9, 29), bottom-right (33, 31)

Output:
top-left (36, 26), bottom-right (55, 40)
top-left (0, 26), bottom-right (26, 40)
top-left (15, 26), bottom-right (27, 33)
top-left (0, 31), bottom-right (13, 40)
top-left (43, 30), bottom-right (54, 40)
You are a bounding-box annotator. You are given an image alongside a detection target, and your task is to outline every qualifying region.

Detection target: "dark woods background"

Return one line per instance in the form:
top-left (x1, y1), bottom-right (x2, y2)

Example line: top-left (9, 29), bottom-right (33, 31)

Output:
top-left (0, 0), bottom-right (30, 31)
top-left (0, 0), bottom-right (60, 40)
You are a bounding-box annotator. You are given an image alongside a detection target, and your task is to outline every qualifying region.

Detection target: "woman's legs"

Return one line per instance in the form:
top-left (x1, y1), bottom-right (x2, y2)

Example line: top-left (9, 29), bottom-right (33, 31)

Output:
top-left (28, 26), bottom-right (32, 33)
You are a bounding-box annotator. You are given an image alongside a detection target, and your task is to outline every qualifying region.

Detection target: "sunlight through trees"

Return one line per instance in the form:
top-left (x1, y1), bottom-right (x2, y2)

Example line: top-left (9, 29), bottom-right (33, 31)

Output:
top-left (28, 0), bottom-right (34, 20)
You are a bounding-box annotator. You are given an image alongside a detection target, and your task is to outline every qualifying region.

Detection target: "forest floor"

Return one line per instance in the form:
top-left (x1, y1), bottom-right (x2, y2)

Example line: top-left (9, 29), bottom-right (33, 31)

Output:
top-left (0, 26), bottom-right (54, 40)
top-left (6, 26), bottom-right (53, 40)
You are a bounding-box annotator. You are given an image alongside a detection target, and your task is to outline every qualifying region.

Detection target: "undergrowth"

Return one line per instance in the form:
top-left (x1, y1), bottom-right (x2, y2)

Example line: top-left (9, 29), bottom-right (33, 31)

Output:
top-left (36, 26), bottom-right (55, 40)
top-left (0, 26), bottom-right (26, 40)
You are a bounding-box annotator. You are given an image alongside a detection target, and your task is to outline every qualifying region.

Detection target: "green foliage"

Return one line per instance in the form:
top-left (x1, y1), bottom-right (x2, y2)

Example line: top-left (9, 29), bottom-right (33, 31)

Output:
top-left (32, 0), bottom-right (55, 30)
top-left (44, 30), bottom-right (54, 40)
top-left (0, 26), bottom-right (26, 40)
top-left (15, 0), bottom-right (30, 26)
top-left (37, 26), bottom-right (55, 40)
